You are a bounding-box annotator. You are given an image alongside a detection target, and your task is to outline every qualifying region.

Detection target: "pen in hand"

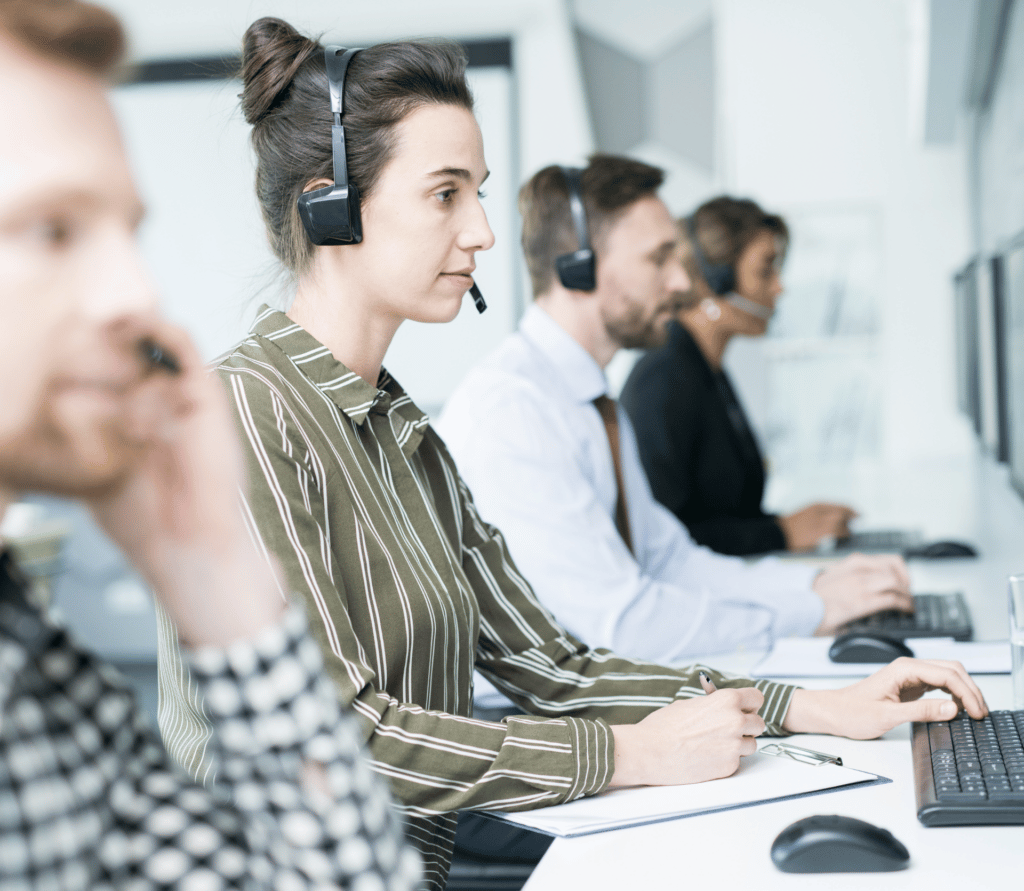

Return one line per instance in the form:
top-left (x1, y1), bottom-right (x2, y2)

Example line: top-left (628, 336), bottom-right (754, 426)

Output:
top-left (698, 670), bottom-right (717, 695)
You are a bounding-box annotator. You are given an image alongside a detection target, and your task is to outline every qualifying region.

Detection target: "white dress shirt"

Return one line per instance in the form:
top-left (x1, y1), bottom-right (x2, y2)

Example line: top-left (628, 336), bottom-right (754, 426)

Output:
top-left (437, 305), bottom-right (823, 665)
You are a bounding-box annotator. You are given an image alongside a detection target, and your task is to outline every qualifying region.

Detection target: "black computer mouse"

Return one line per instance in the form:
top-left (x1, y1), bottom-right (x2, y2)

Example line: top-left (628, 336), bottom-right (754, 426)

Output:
top-left (771, 814), bottom-right (910, 873)
top-left (828, 631), bottom-right (914, 663)
top-left (903, 539), bottom-right (978, 559)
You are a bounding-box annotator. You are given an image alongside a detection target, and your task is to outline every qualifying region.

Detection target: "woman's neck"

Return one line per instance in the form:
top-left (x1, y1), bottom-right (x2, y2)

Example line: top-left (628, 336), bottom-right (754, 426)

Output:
top-left (287, 273), bottom-right (402, 387)
top-left (679, 308), bottom-right (732, 371)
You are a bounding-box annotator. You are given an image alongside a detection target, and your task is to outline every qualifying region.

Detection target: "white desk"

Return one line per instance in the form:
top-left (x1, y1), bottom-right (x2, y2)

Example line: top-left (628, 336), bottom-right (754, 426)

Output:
top-left (526, 679), bottom-right (1017, 890)
top-left (525, 455), bottom-right (1024, 889)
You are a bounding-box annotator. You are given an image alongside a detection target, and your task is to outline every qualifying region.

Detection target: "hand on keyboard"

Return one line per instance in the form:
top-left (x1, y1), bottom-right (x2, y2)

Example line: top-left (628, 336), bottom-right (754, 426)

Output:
top-left (813, 552), bottom-right (914, 635)
top-left (779, 502), bottom-right (857, 551)
top-left (782, 657), bottom-right (988, 739)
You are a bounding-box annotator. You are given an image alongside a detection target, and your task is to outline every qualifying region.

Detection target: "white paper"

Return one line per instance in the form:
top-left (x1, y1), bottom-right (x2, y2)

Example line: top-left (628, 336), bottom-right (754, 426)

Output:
top-left (490, 748), bottom-right (875, 838)
top-left (751, 637), bottom-right (1012, 678)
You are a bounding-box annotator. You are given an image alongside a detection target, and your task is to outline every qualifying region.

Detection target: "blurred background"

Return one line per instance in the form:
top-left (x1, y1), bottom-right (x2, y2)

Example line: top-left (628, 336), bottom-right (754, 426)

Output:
top-left (6, 0), bottom-right (1021, 718)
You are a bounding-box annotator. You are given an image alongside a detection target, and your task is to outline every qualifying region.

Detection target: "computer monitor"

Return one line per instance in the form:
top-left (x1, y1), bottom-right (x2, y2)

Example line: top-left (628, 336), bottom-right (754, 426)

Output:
top-left (990, 255), bottom-right (1010, 463)
top-left (970, 258), bottom-right (995, 452)
top-left (1002, 239), bottom-right (1024, 499)
top-left (972, 255), bottom-right (1012, 462)
top-left (953, 260), bottom-right (981, 435)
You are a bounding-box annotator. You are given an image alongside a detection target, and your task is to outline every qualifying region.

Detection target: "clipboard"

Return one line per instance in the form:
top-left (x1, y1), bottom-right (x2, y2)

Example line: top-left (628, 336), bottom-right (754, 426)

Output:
top-left (485, 742), bottom-right (888, 838)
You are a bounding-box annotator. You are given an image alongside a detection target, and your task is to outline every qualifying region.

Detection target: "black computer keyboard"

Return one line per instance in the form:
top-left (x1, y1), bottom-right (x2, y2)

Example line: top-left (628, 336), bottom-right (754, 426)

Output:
top-left (841, 592), bottom-right (973, 641)
top-left (912, 710), bottom-right (1024, 825)
top-left (830, 529), bottom-right (922, 552)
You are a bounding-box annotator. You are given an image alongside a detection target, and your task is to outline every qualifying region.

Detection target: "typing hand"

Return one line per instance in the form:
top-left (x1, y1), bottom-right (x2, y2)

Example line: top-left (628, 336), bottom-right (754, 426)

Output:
top-left (779, 502), bottom-right (858, 551)
top-left (81, 319), bottom-right (282, 647)
top-left (609, 687), bottom-right (766, 787)
top-left (782, 657), bottom-right (989, 739)
top-left (813, 552), bottom-right (914, 635)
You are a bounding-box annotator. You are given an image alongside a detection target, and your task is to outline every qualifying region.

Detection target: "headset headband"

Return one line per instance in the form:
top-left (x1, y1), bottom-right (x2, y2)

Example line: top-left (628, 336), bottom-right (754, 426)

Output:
top-left (561, 166), bottom-right (591, 257)
top-left (685, 213), bottom-right (735, 296)
top-left (326, 46), bottom-right (359, 191)
top-left (554, 166), bottom-right (597, 291)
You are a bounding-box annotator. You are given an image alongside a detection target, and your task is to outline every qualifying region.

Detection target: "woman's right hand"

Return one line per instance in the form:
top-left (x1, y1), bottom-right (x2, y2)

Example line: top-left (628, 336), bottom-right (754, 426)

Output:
top-left (780, 502), bottom-right (858, 551)
top-left (608, 687), bottom-right (766, 787)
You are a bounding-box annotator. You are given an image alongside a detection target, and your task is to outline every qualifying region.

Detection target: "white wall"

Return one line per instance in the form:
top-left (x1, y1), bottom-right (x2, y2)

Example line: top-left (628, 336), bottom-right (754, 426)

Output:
top-left (717, 0), bottom-right (974, 471)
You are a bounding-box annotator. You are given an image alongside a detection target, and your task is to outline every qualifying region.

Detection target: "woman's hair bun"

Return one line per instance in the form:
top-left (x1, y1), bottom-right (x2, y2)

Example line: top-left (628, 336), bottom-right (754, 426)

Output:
top-left (240, 16), bottom-right (320, 126)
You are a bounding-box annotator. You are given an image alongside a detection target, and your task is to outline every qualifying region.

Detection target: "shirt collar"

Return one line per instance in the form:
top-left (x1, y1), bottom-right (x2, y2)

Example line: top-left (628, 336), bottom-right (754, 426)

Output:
top-left (518, 304), bottom-right (609, 404)
top-left (250, 305), bottom-right (429, 456)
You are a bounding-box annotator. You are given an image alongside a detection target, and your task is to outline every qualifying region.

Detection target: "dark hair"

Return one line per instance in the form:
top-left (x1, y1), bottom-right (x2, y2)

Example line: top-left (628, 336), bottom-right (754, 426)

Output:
top-left (682, 196), bottom-right (789, 284)
top-left (0, 0), bottom-right (125, 73)
top-left (519, 153), bottom-right (665, 297)
top-left (240, 16), bottom-right (474, 274)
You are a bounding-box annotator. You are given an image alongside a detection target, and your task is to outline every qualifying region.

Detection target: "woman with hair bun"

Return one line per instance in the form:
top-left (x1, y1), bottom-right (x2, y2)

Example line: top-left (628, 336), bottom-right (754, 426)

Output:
top-left (621, 196), bottom-right (858, 555)
top-left (157, 18), bottom-right (989, 891)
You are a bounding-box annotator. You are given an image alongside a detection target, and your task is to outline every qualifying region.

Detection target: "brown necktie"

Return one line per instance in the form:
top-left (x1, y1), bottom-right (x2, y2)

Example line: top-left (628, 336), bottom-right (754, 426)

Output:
top-left (593, 395), bottom-right (633, 554)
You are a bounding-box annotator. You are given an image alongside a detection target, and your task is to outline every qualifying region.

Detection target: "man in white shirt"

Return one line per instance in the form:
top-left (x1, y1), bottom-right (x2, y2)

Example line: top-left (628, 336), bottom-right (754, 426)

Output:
top-left (438, 155), bottom-right (913, 664)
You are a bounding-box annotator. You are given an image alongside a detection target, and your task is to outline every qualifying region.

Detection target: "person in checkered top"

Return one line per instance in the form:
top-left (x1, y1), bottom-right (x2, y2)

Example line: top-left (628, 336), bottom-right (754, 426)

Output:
top-left (0, 1), bottom-right (421, 888)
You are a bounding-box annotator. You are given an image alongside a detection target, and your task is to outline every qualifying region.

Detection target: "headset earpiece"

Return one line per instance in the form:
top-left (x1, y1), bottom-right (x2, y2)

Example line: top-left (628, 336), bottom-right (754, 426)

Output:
top-left (555, 166), bottom-right (597, 292)
top-left (297, 46), bottom-right (363, 246)
top-left (685, 214), bottom-right (735, 296)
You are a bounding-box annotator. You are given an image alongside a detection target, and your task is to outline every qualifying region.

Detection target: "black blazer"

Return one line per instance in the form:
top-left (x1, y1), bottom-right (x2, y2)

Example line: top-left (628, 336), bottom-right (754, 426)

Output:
top-left (620, 322), bottom-right (786, 555)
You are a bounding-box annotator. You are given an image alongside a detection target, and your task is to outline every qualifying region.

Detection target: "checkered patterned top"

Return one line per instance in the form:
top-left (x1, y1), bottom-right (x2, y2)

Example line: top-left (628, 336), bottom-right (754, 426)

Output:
top-left (0, 549), bottom-right (420, 889)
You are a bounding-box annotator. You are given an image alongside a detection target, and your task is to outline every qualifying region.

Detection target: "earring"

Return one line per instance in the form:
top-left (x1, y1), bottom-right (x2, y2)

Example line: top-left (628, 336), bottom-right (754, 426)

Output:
top-left (701, 297), bottom-right (721, 321)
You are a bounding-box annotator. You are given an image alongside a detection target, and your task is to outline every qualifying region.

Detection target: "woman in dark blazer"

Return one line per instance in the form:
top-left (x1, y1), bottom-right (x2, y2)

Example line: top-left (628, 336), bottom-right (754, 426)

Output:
top-left (620, 196), bottom-right (856, 555)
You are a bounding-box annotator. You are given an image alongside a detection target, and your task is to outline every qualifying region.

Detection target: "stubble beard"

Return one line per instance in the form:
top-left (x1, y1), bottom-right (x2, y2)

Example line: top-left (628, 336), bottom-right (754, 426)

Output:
top-left (0, 402), bottom-right (135, 501)
top-left (602, 298), bottom-right (672, 351)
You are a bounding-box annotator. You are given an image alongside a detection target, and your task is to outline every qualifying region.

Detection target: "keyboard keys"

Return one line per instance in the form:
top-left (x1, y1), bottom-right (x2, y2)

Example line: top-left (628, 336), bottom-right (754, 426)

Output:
top-left (918, 710), bottom-right (1024, 823)
top-left (926, 711), bottom-right (1024, 804)
top-left (987, 790), bottom-right (1024, 801)
top-left (937, 790), bottom-right (991, 807)
top-left (936, 789), bottom-right (988, 801)
top-left (929, 722), bottom-right (953, 750)
top-left (845, 592), bottom-right (972, 640)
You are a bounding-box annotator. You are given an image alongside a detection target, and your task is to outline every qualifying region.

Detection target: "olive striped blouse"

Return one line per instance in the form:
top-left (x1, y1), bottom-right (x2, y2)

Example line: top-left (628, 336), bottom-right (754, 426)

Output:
top-left (157, 306), bottom-right (798, 890)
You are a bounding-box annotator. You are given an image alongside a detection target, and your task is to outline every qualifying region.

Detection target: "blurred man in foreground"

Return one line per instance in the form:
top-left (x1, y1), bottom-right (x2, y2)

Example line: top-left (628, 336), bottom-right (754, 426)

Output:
top-left (0, 1), bottom-right (418, 886)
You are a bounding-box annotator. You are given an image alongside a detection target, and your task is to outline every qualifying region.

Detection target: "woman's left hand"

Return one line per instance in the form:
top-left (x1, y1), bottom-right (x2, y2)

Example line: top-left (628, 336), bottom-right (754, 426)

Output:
top-left (782, 657), bottom-right (989, 739)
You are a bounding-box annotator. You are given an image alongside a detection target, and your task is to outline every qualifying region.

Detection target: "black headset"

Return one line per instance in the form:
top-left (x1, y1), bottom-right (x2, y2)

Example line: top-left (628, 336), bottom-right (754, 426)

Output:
top-left (297, 46), bottom-right (363, 246)
top-left (685, 213), bottom-right (735, 295)
top-left (555, 166), bottom-right (597, 292)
